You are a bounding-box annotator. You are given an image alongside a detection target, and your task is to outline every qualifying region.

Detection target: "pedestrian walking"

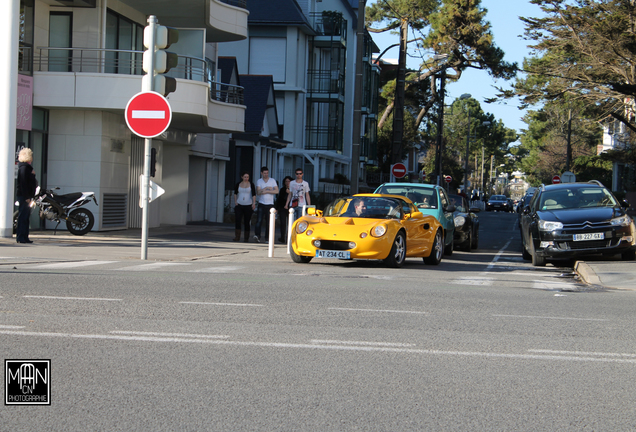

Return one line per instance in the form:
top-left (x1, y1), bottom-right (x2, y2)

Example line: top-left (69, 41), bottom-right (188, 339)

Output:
top-left (233, 172), bottom-right (256, 242)
top-left (254, 166), bottom-right (279, 243)
top-left (275, 175), bottom-right (293, 244)
top-left (285, 168), bottom-right (311, 220)
top-left (16, 148), bottom-right (38, 244)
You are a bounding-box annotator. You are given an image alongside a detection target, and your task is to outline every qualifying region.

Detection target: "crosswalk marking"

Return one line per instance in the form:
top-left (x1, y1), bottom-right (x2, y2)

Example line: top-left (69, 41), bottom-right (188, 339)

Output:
top-left (115, 262), bottom-right (192, 271)
top-left (32, 260), bottom-right (116, 269)
top-left (192, 266), bottom-right (244, 273)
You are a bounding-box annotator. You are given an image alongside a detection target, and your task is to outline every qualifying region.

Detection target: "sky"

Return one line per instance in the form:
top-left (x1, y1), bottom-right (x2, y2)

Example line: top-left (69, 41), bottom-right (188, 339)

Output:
top-left (368, 0), bottom-right (545, 138)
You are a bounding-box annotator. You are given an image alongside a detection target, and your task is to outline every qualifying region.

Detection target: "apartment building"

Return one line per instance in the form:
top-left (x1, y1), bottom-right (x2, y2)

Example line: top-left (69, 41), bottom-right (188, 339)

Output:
top-left (219, 0), bottom-right (379, 193)
top-left (16, 0), bottom-right (248, 231)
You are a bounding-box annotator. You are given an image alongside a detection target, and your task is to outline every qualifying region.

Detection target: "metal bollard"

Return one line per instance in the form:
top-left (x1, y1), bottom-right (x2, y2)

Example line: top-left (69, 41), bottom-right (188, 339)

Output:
top-left (287, 207), bottom-right (294, 255)
top-left (268, 208), bottom-right (276, 258)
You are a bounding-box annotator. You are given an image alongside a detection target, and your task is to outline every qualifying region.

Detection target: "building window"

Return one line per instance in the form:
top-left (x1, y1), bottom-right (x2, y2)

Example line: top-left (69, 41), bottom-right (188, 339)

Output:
top-left (105, 10), bottom-right (143, 75)
top-left (49, 12), bottom-right (72, 72)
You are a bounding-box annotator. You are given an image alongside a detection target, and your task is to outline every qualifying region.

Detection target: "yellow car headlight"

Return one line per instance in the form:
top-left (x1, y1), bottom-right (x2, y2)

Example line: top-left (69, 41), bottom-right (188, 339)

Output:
top-left (371, 225), bottom-right (387, 237)
top-left (296, 221), bottom-right (309, 234)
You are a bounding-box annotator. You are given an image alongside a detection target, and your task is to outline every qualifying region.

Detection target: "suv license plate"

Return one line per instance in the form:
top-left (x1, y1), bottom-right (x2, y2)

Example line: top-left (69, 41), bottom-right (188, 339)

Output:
top-left (315, 250), bottom-right (351, 259)
top-left (573, 232), bottom-right (604, 241)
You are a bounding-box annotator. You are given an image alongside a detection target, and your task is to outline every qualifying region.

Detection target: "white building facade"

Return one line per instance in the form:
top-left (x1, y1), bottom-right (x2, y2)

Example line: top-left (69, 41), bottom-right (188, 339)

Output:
top-left (15, 0), bottom-right (248, 231)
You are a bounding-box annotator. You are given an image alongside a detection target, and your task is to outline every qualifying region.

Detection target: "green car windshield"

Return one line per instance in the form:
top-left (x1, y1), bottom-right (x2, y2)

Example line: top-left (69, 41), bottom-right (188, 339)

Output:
top-left (374, 186), bottom-right (438, 209)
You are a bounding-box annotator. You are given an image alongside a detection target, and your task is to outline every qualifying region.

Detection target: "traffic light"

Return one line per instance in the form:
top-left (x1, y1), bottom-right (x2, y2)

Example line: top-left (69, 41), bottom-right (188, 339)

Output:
top-left (142, 21), bottom-right (179, 96)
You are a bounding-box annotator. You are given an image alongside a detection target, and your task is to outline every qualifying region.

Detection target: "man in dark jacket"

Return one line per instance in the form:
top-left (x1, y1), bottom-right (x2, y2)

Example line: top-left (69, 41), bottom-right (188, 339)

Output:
top-left (16, 148), bottom-right (38, 243)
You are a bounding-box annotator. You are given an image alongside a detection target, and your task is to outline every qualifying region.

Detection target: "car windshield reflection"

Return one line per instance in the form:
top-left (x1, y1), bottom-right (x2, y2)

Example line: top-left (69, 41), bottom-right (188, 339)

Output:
top-left (324, 197), bottom-right (404, 219)
top-left (539, 187), bottom-right (619, 210)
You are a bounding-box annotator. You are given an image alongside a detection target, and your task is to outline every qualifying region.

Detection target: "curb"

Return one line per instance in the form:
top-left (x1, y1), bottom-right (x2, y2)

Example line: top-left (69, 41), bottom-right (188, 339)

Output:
top-left (574, 261), bottom-right (601, 286)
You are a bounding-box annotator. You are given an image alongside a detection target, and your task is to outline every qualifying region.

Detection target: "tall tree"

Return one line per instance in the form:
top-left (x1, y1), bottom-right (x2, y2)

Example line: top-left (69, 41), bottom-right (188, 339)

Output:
top-left (367, 0), bottom-right (517, 132)
top-left (510, 0), bottom-right (636, 131)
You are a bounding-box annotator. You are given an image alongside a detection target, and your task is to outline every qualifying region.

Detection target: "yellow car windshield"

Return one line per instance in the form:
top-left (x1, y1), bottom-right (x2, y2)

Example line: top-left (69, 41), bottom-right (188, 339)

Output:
top-left (324, 197), bottom-right (403, 219)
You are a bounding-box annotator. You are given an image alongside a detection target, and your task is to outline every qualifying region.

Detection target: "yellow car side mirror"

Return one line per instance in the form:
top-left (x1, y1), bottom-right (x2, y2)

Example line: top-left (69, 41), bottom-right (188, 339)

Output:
top-left (306, 207), bottom-right (317, 216)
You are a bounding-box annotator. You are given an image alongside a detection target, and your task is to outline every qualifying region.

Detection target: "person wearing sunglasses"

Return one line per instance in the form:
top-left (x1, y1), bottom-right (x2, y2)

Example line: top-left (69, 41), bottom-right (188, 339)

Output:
top-left (285, 169), bottom-right (311, 220)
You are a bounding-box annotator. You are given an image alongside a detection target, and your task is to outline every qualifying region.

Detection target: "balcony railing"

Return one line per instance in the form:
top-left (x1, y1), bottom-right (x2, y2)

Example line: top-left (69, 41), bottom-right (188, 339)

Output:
top-left (310, 11), bottom-right (347, 38)
top-left (33, 47), bottom-right (243, 105)
top-left (307, 69), bottom-right (345, 95)
top-left (305, 126), bottom-right (343, 152)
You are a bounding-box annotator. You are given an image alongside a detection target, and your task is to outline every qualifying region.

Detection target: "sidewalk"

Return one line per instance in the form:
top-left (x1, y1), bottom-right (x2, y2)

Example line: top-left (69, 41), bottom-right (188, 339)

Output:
top-left (1, 223), bottom-right (635, 290)
top-left (574, 261), bottom-right (636, 291)
top-left (0, 223), bottom-right (288, 263)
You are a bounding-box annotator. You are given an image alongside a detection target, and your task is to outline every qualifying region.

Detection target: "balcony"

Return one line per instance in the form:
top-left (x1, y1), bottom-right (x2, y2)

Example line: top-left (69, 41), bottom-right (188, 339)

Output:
top-left (116, 0), bottom-right (248, 42)
top-left (305, 126), bottom-right (343, 153)
top-left (32, 47), bottom-right (245, 134)
top-left (310, 11), bottom-right (347, 47)
top-left (306, 70), bottom-right (345, 99)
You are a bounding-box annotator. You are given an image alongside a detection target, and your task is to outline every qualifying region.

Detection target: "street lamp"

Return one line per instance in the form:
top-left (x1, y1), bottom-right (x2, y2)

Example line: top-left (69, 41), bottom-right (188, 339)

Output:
top-left (459, 93), bottom-right (471, 195)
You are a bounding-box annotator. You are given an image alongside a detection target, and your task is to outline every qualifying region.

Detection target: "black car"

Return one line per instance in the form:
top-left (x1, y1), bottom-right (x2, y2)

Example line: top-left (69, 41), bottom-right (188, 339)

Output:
top-left (519, 181), bottom-right (636, 266)
top-left (486, 195), bottom-right (511, 212)
top-left (449, 194), bottom-right (480, 251)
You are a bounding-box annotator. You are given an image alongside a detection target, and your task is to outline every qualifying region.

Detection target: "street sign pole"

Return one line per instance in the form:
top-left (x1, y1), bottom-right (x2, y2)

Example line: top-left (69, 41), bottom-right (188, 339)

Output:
top-left (140, 16), bottom-right (157, 260)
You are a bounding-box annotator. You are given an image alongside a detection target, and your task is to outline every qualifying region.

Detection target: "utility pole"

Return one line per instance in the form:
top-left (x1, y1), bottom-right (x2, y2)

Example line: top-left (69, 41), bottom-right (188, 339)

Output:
top-left (390, 19), bottom-right (408, 164)
top-left (433, 69), bottom-right (446, 186)
top-left (350, 0), bottom-right (366, 193)
top-left (0, 0), bottom-right (19, 238)
top-left (566, 108), bottom-right (572, 171)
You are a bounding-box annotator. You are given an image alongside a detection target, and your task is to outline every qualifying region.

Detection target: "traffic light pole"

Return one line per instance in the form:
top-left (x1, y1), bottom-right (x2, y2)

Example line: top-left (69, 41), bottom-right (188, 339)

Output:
top-left (140, 16), bottom-right (157, 260)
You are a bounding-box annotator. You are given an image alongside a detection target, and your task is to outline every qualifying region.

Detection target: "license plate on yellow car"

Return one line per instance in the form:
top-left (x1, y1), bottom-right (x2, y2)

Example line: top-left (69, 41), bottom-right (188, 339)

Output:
top-left (315, 250), bottom-right (351, 259)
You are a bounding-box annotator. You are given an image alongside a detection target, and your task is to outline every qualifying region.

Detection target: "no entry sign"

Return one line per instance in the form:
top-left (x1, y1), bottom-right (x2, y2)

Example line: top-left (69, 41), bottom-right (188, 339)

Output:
top-left (391, 163), bottom-right (407, 179)
top-left (125, 91), bottom-right (172, 138)
top-left (552, 175), bottom-right (561, 184)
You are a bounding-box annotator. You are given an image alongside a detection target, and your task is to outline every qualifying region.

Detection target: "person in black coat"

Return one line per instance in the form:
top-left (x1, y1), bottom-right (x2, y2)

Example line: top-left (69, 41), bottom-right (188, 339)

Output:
top-left (16, 148), bottom-right (38, 244)
top-left (275, 176), bottom-right (293, 243)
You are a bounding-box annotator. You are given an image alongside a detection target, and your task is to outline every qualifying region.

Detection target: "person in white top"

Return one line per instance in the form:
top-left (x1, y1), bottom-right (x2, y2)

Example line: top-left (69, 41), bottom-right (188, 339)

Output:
top-left (233, 172), bottom-right (256, 242)
top-left (254, 166), bottom-right (279, 242)
top-left (285, 168), bottom-right (311, 220)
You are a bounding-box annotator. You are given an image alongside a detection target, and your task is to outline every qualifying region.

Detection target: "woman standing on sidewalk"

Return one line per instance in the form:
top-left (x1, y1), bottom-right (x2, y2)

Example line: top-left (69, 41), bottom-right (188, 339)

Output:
top-left (233, 172), bottom-right (256, 242)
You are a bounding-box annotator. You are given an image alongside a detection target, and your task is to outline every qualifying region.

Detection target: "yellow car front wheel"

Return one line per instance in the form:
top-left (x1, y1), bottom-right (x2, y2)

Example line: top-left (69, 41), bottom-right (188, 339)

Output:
top-left (290, 245), bottom-right (312, 263)
top-left (384, 232), bottom-right (406, 268)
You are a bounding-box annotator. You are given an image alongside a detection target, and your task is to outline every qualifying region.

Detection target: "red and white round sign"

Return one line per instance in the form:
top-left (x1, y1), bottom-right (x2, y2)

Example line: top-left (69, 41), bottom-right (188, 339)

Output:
top-left (391, 163), bottom-right (407, 179)
top-left (552, 175), bottom-right (561, 184)
top-left (444, 175), bottom-right (452, 183)
top-left (125, 91), bottom-right (172, 138)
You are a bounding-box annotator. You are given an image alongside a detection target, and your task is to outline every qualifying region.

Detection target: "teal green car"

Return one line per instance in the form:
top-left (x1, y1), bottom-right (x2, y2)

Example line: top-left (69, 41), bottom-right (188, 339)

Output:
top-left (374, 183), bottom-right (456, 255)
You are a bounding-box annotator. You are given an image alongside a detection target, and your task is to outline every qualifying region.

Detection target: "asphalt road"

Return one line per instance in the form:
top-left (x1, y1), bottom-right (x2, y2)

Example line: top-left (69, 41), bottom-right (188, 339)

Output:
top-left (1, 212), bottom-right (635, 431)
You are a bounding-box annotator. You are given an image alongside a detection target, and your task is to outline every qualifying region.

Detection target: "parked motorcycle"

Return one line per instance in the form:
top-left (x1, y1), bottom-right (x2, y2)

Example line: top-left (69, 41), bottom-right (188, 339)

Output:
top-left (14, 187), bottom-right (98, 236)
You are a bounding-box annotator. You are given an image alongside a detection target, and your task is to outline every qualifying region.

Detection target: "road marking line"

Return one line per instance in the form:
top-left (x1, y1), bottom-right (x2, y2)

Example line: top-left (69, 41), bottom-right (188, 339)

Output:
top-left (180, 301), bottom-right (264, 307)
top-left (493, 314), bottom-right (608, 322)
top-left (23, 295), bottom-right (122, 302)
top-left (529, 349), bottom-right (636, 358)
top-left (485, 240), bottom-right (512, 271)
top-left (117, 262), bottom-right (191, 271)
top-left (0, 325), bottom-right (25, 329)
top-left (31, 260), bottom-right (116, 269)
top-left (1, 330), bottom-right (635, 364)
top-left (111, 331), bottom-right (230, 339)
top-left (132, 109), bottom-right (165, 119)
top-left (452, 277), bottom-right (493, 286)
top-left (329, 307), bottom-right (427, 315)
top-left (193, 266), bottom-right (244, 273)
top-left (532, 280), bottom-right (578, 291)
top-left (311, 340), bottom-right (416, 347)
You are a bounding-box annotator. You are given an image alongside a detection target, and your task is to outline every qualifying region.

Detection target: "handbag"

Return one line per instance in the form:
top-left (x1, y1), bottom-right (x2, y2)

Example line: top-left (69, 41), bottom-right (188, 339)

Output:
top-left (291, 198), bottom-right (299, 208)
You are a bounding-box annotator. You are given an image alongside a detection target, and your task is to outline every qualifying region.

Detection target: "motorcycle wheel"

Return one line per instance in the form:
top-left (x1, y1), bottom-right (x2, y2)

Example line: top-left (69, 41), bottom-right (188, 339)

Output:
top-left (66, 208), bottom-right (94, 236)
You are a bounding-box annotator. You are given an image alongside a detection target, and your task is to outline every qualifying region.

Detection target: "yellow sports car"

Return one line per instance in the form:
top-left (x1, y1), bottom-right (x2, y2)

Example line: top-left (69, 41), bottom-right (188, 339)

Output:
top-left (290, 194), bottom-right (444, 267)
